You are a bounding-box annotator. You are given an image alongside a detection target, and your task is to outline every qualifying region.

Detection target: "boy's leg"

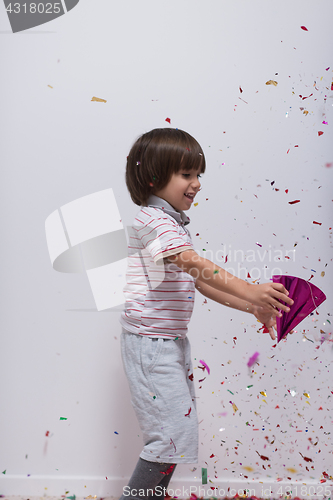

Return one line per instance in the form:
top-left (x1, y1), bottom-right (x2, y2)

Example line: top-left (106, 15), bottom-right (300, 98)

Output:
top-left (150, 463), bottom-right (177, 500)
top-left (119, 458), bottom-right (176, 500)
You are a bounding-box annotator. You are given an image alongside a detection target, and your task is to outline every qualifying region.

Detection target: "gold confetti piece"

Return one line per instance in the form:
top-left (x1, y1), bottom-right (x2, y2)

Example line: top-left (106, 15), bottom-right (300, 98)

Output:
top-left (286, 467), bottom-right (298, 473)
top-left (91, 96), bottom-right (107, 103)
top-left (321, 271), bottom-right (325, 277)
top-left (303, 110), bottom-right (309, 115)
top-left (232, 403), bottom-right (238, 412)
top-left (266, 80), bottom-right (278, 86)
top-left (262, 399), bottom-right (268, 404)
top-left (303, 392), bottom-right (310, 398)
top-left (47, 85), bottom-right (53, 88)
top-left (194, 202), bottom-right (198, 207)
top-left (85, 496), bottom-right (97, 499)
top-left (243, 466), bottom-right (254, 472)
top-left (260, 391), bottom-right (267, 397)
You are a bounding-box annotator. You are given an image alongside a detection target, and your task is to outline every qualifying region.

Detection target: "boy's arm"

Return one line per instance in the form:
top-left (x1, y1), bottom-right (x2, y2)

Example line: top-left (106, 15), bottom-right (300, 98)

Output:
top-left (166, 250), bottom-right (293, 316)
top-left (195, 278), bottom-right (254, 313)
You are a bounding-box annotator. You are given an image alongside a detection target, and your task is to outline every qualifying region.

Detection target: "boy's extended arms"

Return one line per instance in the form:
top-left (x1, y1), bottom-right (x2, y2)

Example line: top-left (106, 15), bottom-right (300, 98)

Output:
top-left (195, 278), bottom-right (254, 313)
top-left (166, 250), bottom-right (293, 316)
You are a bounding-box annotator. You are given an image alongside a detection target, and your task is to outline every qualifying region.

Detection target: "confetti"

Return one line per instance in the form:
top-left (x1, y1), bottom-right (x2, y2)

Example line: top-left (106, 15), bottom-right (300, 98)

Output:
top-left (256, 451), bottom-right (270, 461)
top-left (59, 417), bottom-right (67, 420)
top-left (165, 117), bottom-right (171, 124)
top-left (161, 464), bottom-right (175, 475)
top-left (313, 221), bottom-right (322, 225)
top-left (91, 97), bottom-right (106, 103)
top-left (299, 453), bottom-right (313, 462)
top-left (247, 352), bottom-right (259, 367)
top-left (202, 467), bottom-right (208, 484)
top-left (289, 200), bottom-right (300, 204)
top-left (265, 80), bottom-right (278, 86)
top-left (300, 25), bottom-right (308, 31)
top-left (318, 131), bottom-right (324, 136)
top-left (199, 359), bottom-right (210, 374)
top-left (230, 402), bottom-right (238, 412)
top-left (185, 407), bottom-right (192, 417)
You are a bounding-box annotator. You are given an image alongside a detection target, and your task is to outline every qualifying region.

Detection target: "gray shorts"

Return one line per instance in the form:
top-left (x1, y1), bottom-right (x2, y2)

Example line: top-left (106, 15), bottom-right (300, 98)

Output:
top-left (121, 328), bottom-right (198, 464)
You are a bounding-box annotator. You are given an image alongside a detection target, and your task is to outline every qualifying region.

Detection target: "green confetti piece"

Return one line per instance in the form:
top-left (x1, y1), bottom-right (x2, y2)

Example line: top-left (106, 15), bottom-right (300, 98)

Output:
top-left (247, 385), bottom-right (253, 389)
top-left (213, 270), bottom-right (219, 274)
top-left (60, 417), bottom-right (68, 420)
top-left (327, 319), bottom-right (331, 324)
top-left (227, 389), bottom-right (234, 395)
top-left (2, 470), bottom-right (6, 474)
top-left (66, 496), bottom-right (76, 500)
top-left (175, 337), bottom-right (179, 340)
top-left (201, 467), bottom-right (207, 484)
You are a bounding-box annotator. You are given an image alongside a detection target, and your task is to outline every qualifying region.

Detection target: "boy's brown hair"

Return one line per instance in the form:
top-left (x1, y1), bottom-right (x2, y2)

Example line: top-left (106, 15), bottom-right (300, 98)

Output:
top-left (125, 128), bottom-right (206, 206)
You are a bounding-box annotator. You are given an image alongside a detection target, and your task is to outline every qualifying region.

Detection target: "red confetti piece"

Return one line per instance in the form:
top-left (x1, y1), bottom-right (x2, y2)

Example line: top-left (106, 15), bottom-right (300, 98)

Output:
top-left (300, 26), bottom-right (308, 31)
top-left (285, 189), bottom-right (289, 193)
top-left (331, 82), bottom-right (333, 91)
top-left (256, 451), bottom-right (270, 461)
top-left (170, 438), bottom-right (176, 452)
top-left (318, 131), bottom-right (324, 136)
top-left (188, 373), bottom-right (194, 381)
top-left (289, 200), bottom-right (300, 204)
top-left (300, 453), bottom-right (313, 462)
top-left (165, 117), bottom-right (171, 124)
top-left (239, 86), bottom-right (243, 93)
top-left (210, 454), bottom-right (215, 458)
top-left (45, 431), bottom-right (50, 437)
top-left (185, 407), bottom-right (192, 417)
top-left (313, 221), bottom-right (322, 225)
top-left (287, 149), bottom-right (290, 154)
top-left (299, 93), bottom-right (313, 100)
top-left (160, 464), bottom-right (175, 475)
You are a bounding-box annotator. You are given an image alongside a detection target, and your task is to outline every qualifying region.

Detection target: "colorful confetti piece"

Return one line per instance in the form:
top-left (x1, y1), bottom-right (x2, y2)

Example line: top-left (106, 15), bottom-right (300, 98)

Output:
top-left (199, 359), bottom-right (210, 374)
top-left (247, 352), bottom-right (259, 367)
top-left (265, 80), bottom-right (278, 86)
top-left (91, 97), bottom-right (106, 103)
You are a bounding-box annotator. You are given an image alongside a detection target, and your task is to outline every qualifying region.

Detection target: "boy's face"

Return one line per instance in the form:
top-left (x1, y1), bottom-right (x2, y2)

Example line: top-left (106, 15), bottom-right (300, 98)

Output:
top-left (153, 167), bottom-right (202, 212)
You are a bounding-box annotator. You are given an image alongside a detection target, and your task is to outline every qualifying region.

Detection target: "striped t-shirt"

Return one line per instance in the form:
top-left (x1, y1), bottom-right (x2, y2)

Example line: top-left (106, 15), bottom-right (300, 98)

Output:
top-left (119, 195), bottom-right (196, 339)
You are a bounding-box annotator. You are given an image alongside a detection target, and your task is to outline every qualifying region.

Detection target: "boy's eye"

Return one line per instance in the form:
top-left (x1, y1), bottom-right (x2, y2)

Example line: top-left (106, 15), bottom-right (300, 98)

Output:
top-left (182, 173), bottom-right (202, 178)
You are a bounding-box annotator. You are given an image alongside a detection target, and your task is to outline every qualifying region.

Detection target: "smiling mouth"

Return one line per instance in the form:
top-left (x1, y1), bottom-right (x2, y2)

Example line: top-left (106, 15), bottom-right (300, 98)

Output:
top-left (184, 193), bottom-right (194, 200)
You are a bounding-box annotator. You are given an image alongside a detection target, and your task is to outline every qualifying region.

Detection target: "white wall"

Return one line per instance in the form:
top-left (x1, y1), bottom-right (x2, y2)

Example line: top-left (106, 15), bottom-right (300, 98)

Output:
top-left (0, 1), bottom-right (332, 498)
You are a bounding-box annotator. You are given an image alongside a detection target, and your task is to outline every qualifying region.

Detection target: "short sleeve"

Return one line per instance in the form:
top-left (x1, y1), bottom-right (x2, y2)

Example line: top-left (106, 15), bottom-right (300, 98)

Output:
top-left (135, 211), bottom-right (194, 265)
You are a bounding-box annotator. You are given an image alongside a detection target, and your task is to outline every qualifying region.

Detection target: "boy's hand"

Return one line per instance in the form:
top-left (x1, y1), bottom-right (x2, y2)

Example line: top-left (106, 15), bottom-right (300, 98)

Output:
top-left (252, 305), bottom-right (276, 340)
top-left (251, 282), bottom-right (293, 316)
